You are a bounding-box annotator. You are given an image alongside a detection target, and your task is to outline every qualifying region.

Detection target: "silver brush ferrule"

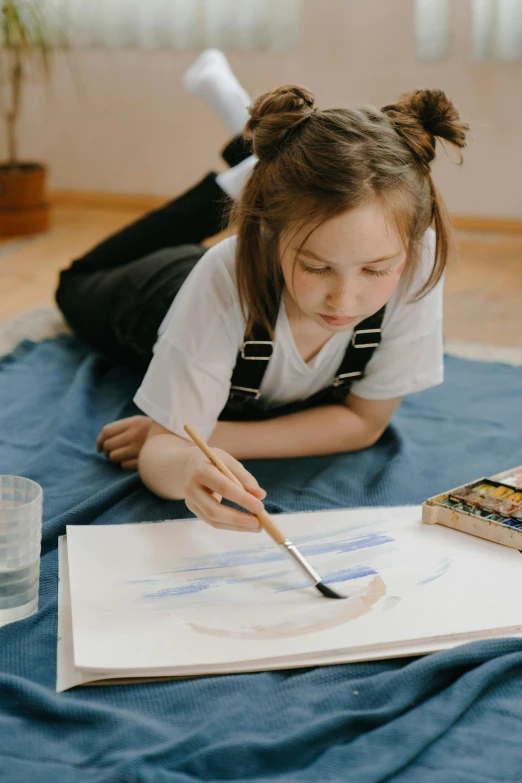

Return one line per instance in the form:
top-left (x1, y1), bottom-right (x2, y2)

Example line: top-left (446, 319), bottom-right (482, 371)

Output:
top-left (281, 539), bottom-right (320, 586)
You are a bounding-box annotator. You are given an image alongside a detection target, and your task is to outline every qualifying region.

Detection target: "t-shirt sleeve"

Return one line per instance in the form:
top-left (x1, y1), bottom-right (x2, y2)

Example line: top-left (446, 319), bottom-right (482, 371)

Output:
top-left (133, 239), bottom-right (242, 442)
top-left (350, 229), bottom-right (444, 401)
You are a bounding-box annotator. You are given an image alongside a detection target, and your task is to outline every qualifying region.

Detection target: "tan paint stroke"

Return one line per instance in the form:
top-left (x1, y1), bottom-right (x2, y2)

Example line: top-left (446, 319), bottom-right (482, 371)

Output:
top-left (186, 574), bottom-right (386, 640)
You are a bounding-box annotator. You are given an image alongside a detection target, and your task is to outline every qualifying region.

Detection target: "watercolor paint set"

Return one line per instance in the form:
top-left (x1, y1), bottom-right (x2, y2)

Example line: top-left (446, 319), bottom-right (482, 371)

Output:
top-left (423, 465), bottom-right (522, 549)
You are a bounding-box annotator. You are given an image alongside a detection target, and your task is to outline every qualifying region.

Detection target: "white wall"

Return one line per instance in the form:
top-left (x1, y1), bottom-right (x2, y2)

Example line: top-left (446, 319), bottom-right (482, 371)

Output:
top-left (13, 0), bottom-right (522, 218)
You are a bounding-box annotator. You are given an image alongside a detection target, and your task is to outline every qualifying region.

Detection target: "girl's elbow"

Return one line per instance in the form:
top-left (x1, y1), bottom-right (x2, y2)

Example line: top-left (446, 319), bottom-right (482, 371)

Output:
top-left (361, 423), bottom-right (387, 449)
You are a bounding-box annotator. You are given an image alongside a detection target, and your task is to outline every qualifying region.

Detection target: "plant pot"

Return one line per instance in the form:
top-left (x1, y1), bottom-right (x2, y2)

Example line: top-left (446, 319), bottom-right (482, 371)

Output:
top-left (0, 163), bottom-right (50, 236)
top-left (0, 203), bottom-right (51, 237)
top-left (0, 163), bottom-right (47, 209)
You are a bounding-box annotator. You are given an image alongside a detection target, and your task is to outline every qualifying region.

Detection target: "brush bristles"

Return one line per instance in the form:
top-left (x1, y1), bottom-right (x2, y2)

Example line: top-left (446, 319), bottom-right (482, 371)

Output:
top-left (316, 582), bottom-right (345, 600)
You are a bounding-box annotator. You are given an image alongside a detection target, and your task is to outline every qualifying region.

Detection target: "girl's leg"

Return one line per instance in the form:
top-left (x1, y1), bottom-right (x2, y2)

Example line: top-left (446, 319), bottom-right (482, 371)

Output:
top-left (55, 174), bottom-right (229, 355)
top-left (57, 244), bottom-right (207, 372)
top-left (56, 150), bottom-right (255, 367)
top-left (60, 173), bottom-right (229, 277)
top-left (221, 134), bottom-right (253, 168)
top-left (57, 48), bottom-right (252, 284)
top-left (62, 48), bottom-right (251, 282)
top-left (182, 49), bottom-right (253, 166)
top-left (183, 49), bottom-right (251, 135)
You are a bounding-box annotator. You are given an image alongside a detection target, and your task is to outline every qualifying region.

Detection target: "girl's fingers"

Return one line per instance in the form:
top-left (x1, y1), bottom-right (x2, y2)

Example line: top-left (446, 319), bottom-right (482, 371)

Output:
top-left (250, 487), bottom-right (267, 499)
top-left (224, 456), bottom-right (266, 499)
top-left (199, 464), bottom-right (264, 516)
top-left (191, 487), bottom-right (260, 530)
top-left (108, 446), bottom-right (138, 463)
top-left (96, 418), bottom-right (134, 451)
top-left (185, 447), bottom-right (267, 533)
top-left (97, 417), bottom-right (152, 453)
top-left (96, 427), bottom-right (122, 452)
top-left (121, 459), bottom-right (138, 471)
top-left (189, 501), bottom-right (260, 533)
top-left (102, 432), bottom-right (131, 453)
top-left (206, 519), bottom-right (261, 533)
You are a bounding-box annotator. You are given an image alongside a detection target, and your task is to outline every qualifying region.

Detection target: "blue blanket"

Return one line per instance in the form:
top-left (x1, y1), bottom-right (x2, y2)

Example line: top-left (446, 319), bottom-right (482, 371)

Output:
top-left (1, 336), bottom-right (522, 783)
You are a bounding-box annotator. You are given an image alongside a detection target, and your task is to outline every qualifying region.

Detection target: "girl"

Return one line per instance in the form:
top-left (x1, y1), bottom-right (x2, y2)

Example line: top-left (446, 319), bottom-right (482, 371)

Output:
top-left (56, 84), bottom-right (468, 534)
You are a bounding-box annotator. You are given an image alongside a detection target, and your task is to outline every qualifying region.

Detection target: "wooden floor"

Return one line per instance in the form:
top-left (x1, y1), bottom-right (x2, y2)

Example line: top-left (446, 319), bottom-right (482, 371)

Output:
top-left (1, 203), bottom-right (521, 347)
top-left (0, 204), bottom-right (146, 321)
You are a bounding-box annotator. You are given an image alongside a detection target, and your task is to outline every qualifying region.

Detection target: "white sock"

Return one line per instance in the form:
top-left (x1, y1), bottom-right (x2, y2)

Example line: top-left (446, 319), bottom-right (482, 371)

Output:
top-left (183, 49), bottom-right (251, 135)
top-left (216, 156), bottom-right (258, 200)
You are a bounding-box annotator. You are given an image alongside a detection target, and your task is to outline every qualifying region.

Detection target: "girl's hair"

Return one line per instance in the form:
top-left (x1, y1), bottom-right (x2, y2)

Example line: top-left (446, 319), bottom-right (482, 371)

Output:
top-left (230, 85), bottom-right (469, 338)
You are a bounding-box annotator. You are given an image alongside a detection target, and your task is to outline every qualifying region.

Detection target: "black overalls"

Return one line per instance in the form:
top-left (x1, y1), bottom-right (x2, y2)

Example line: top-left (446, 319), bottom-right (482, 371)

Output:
top-left (220, 304), bottom-right (385, 421)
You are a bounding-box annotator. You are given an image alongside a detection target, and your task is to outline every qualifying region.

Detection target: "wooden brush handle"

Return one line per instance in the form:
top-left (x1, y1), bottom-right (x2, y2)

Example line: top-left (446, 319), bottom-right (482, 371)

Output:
top-left (184, 424), bottom-right (286, 545)
top-left (253, 508), bottom-right (286, 546)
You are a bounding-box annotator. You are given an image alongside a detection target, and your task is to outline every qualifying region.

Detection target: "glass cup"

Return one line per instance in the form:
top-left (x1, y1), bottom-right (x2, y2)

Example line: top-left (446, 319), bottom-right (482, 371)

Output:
top-left (0, 475), bottom-right (43, 627)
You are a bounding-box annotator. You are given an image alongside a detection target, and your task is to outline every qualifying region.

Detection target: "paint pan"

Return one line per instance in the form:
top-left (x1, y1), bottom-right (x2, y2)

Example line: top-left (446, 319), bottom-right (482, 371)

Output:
top-left (423, 465), bottom-right (522, 550)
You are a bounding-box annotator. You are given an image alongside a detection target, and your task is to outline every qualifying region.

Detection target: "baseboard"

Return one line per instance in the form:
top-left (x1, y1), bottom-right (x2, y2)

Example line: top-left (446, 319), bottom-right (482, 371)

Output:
top-left (49, 190), bottom-right (167, 211)
top-left (48, 190), bottom-right (522, 233)
top-left (451, 216), bottom-right (522, 234)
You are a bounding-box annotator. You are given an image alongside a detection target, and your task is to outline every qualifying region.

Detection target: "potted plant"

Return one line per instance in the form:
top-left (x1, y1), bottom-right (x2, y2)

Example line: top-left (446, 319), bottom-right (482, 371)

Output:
top-left (0, 0), bottom-right (54, 236)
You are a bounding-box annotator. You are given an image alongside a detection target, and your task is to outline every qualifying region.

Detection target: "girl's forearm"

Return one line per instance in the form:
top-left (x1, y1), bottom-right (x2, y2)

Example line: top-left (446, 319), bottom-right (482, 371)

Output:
top-left (138, 434), bottom-right (202, 500)
top-left (209, 405), bottom-right (380, 460)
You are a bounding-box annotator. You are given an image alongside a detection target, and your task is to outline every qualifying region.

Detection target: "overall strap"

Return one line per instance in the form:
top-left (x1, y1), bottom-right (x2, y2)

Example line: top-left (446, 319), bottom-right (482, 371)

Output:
top-left (227, 319), bottom-right (274, 408)
top-left (330, 306), bottom-right (385, 401)
top-left (226, 275), bottom-right (279, 410)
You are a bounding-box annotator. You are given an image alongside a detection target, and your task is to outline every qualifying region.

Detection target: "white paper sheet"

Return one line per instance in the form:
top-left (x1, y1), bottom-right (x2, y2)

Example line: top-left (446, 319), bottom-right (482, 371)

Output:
top-left (58, 506), bottom-right (522, 689)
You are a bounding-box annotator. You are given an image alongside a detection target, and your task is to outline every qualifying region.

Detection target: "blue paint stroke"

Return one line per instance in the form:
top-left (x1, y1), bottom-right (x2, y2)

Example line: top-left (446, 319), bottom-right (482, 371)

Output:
top-left (141, 565), bottom-right (378, 601)
top-left (234, 569), bottom-right (291, 584)
top-left (273, 564), bottom-right (377, 593)
top-left (141, 569), bottom-right (293, 600)
top-left (154, 532), bottom-right (394, 576)
top-left (143, 578), bottom-right (213, 598)
top-left (293, 522), bottom-right (389, 545)
top-left (324, 565), bottom-right (377, 584)
top-left (304, 539), bottom-right (388, 557)
top-left (418, 556), bottom-right (453, 585)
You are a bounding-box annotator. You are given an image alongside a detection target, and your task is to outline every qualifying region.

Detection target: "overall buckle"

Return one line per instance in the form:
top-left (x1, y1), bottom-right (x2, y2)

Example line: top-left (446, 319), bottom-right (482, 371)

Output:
top-left (240, 340), bottom-right (273, 360)
top-left (229, 385), bottom-right (261, 401)
top-left (351, 328), bottom-right (381, 349)
top-left (332, 371), bottom-right (363, 387)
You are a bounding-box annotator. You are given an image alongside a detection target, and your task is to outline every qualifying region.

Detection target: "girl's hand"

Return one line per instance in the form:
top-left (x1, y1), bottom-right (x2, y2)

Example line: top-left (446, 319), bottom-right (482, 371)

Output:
top-left (184, 448), bottom-right (267, 533)
top-left (96, 415), bottom-right (153, 470)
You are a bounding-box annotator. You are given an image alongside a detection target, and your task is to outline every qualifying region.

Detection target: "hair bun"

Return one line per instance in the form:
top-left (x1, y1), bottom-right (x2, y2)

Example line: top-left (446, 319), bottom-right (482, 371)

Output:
top-left (382, 88), bottom-right (469, 168)
top-left (245, 85), bottom-right (316, 161)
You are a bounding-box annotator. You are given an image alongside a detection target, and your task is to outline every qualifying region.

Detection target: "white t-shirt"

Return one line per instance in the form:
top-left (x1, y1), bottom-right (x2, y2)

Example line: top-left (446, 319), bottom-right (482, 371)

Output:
top-left (134, 229), bottom-right (443, 442)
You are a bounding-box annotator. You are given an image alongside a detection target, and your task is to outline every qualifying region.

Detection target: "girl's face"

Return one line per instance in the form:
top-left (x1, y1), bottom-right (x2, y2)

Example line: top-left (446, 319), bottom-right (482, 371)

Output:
top-left (279, 201), bottom-right (407, 332)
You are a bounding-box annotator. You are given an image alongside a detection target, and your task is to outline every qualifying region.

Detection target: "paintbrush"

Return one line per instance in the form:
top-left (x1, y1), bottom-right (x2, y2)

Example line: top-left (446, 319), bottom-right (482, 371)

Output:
top-left (184, 424), bottom-right (345, 600)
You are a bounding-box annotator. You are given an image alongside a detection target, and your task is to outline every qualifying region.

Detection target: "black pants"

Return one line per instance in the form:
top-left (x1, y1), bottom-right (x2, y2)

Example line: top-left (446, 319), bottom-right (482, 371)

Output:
top-left (56, 137), bottom-right (251, 373)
